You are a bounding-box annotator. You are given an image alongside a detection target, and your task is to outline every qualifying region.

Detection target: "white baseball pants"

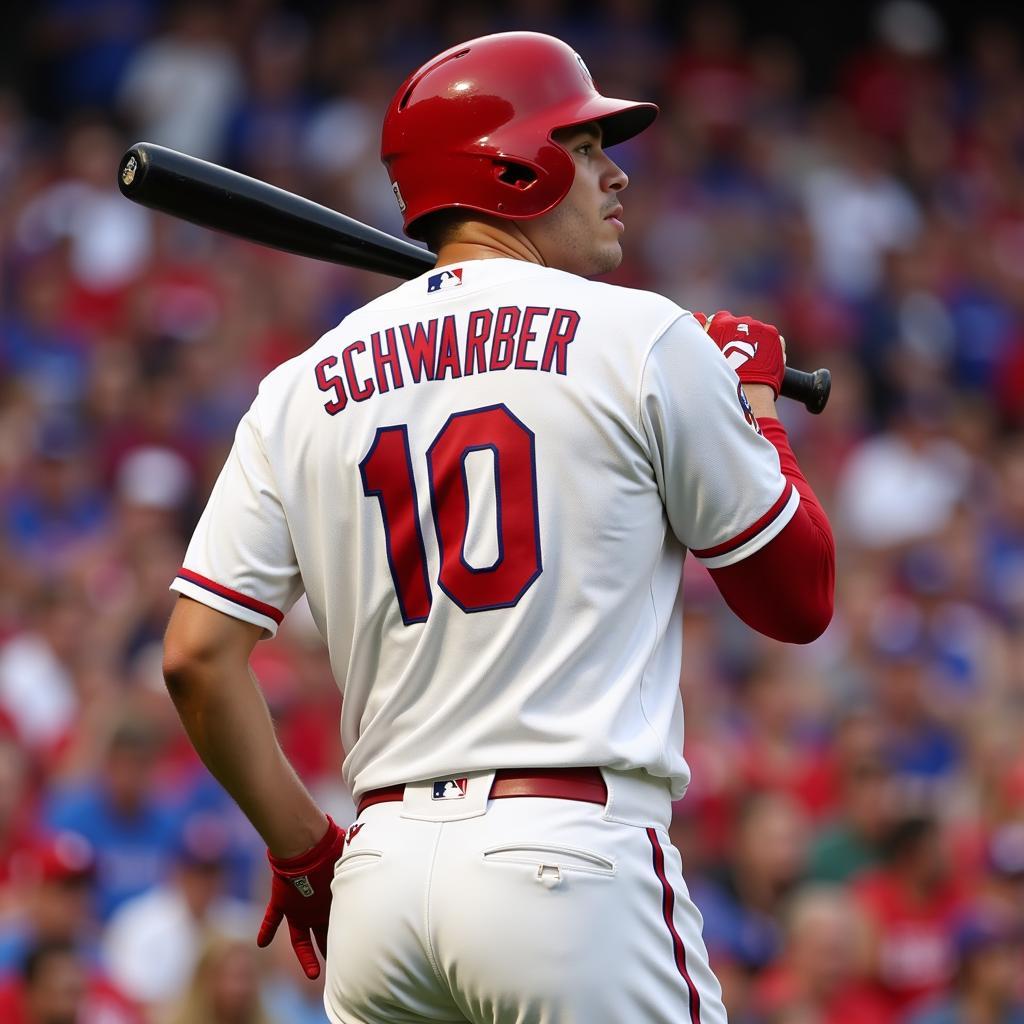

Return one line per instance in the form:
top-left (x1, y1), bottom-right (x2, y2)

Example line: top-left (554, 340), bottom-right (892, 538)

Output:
top-left (323, 768), bottom-right (727, 1024)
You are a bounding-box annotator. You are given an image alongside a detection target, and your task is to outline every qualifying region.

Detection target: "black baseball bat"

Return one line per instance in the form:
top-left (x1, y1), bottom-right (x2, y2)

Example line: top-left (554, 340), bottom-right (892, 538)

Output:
top-left (117, 143), bottom-right (830, 413)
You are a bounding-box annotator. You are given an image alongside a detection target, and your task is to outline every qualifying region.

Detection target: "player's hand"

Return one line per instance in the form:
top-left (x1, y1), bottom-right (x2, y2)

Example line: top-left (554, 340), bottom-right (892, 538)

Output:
top-left (693, 310), bottom-right (787, 397)
top-left (257, 816), bottom-right (346, 979)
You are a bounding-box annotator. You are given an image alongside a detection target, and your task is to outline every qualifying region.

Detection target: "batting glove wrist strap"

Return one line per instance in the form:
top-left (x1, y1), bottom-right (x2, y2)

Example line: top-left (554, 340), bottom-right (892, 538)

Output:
top-left (267, 817), bottom-right (344, 872)
top-left (257, 815), bottom-right (346, 980)
top-left (693, 310), bottom-right (786, 397)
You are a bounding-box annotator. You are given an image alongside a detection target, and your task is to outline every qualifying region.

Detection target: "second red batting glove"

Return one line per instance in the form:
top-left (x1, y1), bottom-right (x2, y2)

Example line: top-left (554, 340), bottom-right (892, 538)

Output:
top-left (256, 816), bottom-right (346, 979)
top-left (693, 310), bottom-right (787, 397)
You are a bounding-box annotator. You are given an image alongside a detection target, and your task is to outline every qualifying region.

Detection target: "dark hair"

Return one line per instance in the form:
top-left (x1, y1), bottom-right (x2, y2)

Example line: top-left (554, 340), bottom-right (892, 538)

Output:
top-left (416, 209), bottom-right (468, 254)
top-left (880, 815), bottom-right (936, 863)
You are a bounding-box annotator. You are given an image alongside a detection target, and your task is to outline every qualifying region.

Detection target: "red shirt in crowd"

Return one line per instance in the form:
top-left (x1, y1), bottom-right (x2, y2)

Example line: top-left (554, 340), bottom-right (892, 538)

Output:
top-left (755, 961), bottom-right (894, 1024)
top-left (853, 868), bottom-right (965, 1017)
top-left (0, 974), bottom-right (143, 1024)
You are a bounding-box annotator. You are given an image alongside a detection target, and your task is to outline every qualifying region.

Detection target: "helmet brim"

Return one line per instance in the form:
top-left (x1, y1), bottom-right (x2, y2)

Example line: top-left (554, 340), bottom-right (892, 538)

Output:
top-left (553, 96), bottom-right (659, 148)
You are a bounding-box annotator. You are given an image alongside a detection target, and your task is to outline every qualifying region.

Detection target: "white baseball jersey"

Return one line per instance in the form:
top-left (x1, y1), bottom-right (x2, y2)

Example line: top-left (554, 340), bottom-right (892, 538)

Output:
top-left (171, 259), bottom-right (797, 799)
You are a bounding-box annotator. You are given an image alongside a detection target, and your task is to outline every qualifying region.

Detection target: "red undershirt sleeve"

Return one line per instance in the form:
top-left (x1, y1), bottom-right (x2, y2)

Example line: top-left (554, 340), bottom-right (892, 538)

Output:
top-left (707, 417), bottom-right (835, 643)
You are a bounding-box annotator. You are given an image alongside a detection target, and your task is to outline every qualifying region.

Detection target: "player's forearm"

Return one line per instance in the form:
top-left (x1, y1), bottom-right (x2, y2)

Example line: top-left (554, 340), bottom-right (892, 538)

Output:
top-left (743, 383), bottom-right (777, 420)
top-left (163, 658), bottom-right (328, 858)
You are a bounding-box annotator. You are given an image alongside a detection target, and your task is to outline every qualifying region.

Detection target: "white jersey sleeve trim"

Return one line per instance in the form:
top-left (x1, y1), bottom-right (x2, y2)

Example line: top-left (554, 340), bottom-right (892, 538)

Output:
top-left (691, 482), bottom-right (801, 569)
top-left (170, 569), bottom-right (283, 637)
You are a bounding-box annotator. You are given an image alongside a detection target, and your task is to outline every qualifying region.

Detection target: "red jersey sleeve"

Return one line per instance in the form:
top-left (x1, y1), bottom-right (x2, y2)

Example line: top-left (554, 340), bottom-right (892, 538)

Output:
top-left (708, 417), bottom-right (835, 643)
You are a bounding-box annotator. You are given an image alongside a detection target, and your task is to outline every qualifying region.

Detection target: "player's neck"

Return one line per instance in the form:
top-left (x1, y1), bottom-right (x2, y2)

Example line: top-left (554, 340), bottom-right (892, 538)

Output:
top-left (434, 219), bottom-right (546, 269)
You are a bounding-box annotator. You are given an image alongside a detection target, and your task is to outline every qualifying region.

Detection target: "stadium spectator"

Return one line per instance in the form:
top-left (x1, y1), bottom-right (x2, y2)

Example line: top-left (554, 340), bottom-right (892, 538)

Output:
top-left (866, 603), bottom-right (962, 787)
top-left (907, 911), bottom-right (1024, 1024)
top-left (986, 437), bottom-right (1024, 620)
top-left (223, 13), bottom-right (313, 189)
top-left (0, 581), bottom-right (92, 756)
top-left (753, 884), bottom-right (889, 1024)
top-left (0, 937), bottom-right (142, 1024)
top-left (4, 417), bottom-right (107, 560)
top-left (800, 117), bottom-right (924, 299)
top-left (15, 120), bottom-right (153, 333)
top-left (853, 814), bottom-right (966, 1019)
top-left (731, 652), bottom-right (836, 819)
top-left (0, 257), bottom-right (92, 418)
top-left (835, 397), bottom-right (971, 550)
top-left (164, 933), bottom-right (276, 1024)
top-left (102, 814), bottom-right (259, 1007)
top-left (971, 824), bottom-right (1024, 934)
top-left (43, 717), bottom-right (178, 920)
top-left (29, 0), bottom-right (158, 112)
top-left (117, 0), bottom-right (242, 160)
top-left (0, 832), bottom-right (99, 974)
top-left (839, 0), bottom-right (948, 142)
top-left (0, 736), bottom-right (36, 906)
top-left (808, 756), bottom-right (895, 884)
top-left (668, 2), bottom-right (753, 146)
top-left (692, 791), bottom-right (810, 972)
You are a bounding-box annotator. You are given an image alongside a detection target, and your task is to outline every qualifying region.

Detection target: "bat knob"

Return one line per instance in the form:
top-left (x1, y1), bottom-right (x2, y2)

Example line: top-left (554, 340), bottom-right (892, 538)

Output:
top-left (780, 366), bottom-right (831, 414)
top-left (117, 145), bottom-right (149, 196)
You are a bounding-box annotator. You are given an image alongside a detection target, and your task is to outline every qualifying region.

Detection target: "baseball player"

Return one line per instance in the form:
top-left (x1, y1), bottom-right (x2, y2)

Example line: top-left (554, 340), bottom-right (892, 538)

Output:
top-left (162, 32), bottom-right (835, 1024)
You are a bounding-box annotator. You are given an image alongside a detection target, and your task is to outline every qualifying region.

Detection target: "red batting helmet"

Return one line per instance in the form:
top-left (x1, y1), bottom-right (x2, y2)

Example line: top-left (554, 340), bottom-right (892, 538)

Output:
top-left (381, 32), bottom-right (658, 240)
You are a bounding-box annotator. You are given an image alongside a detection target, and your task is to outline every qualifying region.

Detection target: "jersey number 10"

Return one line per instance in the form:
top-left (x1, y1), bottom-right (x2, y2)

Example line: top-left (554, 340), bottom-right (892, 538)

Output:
top-left (360, 404), bottom-right (543, 624)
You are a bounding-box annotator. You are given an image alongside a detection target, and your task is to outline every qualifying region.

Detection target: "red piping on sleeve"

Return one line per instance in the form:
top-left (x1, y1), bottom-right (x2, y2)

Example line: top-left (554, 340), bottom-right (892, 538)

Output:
top-left (691, 481), bottom-right (793, 560)
top-left (176, 569), bottom-right (284, 625)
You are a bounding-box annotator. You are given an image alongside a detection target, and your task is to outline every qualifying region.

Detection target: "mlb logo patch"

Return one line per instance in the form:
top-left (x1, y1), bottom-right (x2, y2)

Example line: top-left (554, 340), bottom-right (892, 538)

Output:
top-left (427, 268), bottom-right (464, 292)
top-left (432, 778), bottom-right (468, 800)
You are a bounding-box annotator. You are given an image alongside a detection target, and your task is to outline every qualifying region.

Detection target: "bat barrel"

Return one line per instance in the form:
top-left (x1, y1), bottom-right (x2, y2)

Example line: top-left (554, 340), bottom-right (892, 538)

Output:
top-left (118, 143), bottom-right (435, 280)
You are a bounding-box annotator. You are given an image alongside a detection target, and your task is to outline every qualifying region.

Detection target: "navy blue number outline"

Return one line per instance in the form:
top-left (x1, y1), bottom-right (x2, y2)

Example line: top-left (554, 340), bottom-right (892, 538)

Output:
top-left (426, 403), bottom-right (542, 613)
top-left (362, 405), bottom-right (543, 621)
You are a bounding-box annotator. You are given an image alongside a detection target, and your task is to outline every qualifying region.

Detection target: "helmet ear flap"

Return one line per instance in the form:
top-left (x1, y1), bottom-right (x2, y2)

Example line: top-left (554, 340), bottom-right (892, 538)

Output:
top-left (494, 161), bottom-right (538, 190)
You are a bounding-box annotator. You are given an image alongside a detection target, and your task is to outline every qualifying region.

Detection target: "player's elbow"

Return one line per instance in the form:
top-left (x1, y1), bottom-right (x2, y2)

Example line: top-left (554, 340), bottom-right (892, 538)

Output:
top-left (714, 585), bottom-right (833, 645)
top-left (162, 634), bottom-right (217, 700)
top-left (772, 597), bottom-right (833, 644)
top-left (162, 596), bottom-right (258, 700)
top-left (757, 558), bottom-right (834, 644)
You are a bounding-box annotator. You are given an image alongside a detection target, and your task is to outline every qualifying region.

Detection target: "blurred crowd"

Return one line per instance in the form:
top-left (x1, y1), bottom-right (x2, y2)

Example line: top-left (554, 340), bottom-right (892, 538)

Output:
top-left (0, 0), bottom-right (1023, 1022)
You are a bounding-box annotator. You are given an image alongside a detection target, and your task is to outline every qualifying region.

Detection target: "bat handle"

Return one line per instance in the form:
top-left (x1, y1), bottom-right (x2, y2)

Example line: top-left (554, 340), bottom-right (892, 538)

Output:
top-left (780, 366), bottom-right (831, 414)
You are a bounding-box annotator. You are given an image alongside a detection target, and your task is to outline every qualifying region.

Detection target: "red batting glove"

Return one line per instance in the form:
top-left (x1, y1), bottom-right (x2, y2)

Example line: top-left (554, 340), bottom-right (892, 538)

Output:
top-left (256, 817), bottom-right (346, 979)
top-left (693, 310), bottom-right (787, 397)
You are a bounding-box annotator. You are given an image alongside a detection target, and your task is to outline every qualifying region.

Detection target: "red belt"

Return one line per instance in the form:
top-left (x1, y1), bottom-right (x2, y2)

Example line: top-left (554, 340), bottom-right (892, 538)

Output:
top-left (357, 767), bottom-right (607, 817)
